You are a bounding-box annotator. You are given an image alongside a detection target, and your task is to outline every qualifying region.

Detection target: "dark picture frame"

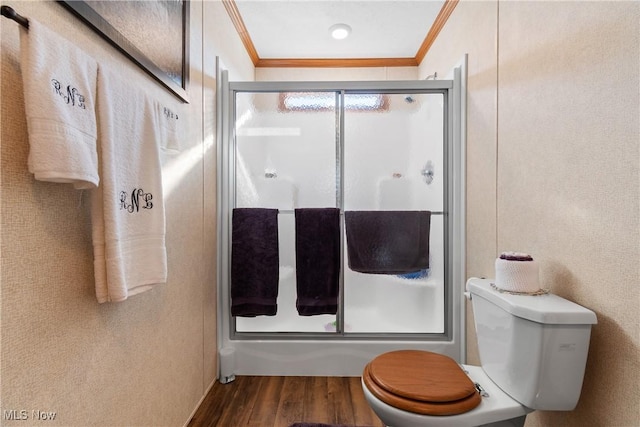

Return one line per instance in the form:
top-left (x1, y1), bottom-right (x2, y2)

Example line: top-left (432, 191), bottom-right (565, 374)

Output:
top-left (59, 0), bottom-right (190, 103)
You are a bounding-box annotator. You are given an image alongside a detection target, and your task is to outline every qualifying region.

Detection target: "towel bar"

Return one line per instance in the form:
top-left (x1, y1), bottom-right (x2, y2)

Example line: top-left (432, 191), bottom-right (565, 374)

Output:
top-left (274, 210), bottom-right (445, 215)
top-left (1, 5), bottom-right (29, 29)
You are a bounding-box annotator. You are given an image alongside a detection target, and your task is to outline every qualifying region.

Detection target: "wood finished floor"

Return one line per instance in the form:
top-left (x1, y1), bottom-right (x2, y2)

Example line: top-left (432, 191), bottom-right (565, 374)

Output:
top-left (187, 376), bottom-right (385, 427)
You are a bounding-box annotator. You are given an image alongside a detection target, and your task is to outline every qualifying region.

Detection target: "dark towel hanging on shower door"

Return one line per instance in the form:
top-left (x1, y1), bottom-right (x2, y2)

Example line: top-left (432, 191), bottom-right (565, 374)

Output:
top-left (344, 210), bottom-right (431, 274)
top-left (231, 208), bottom-right (279, 317)
top-left (294, 208), bottom-right (341, 316)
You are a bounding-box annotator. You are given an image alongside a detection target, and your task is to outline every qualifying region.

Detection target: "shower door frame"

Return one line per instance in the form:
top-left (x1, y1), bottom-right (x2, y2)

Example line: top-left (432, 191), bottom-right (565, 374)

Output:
top-left (218, 73), bottom-right (466, 375)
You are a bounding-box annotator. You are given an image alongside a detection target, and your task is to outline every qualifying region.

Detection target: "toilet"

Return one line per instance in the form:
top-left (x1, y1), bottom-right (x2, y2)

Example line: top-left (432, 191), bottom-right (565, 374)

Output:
top-left (362, 277), bottom-right (597, 427)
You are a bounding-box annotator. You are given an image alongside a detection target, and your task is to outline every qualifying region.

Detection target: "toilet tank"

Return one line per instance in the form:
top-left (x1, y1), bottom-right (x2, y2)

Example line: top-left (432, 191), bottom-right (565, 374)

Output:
top-left (466, 278), bottom-right (597, 411)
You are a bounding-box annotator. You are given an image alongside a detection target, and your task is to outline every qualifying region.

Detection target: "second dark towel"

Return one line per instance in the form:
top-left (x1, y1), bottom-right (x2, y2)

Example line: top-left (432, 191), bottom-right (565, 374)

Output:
top-left (295, 208), bottom-right (341, 316)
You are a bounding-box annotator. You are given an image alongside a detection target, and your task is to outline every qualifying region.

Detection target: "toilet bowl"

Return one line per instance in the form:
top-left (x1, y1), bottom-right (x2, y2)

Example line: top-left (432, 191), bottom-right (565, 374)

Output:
top-left (361, 278), bottom-right (597, 427)
top-left (362, 350), bottom-right (481, 416)
top-left (362, 351), bottom-right (531, 427)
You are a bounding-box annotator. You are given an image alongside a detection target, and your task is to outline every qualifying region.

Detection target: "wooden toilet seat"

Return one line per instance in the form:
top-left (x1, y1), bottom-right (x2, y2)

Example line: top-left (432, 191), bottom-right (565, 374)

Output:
top-left (362, 350), bottom-right (482, 416)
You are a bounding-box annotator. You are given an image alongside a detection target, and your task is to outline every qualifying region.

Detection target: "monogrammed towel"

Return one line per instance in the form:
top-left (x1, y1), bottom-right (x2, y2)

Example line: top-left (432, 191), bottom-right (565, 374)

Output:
top-left (20, 19), bottom-right (99, 189)
top-left (91, 65), bottom-right (167, 303)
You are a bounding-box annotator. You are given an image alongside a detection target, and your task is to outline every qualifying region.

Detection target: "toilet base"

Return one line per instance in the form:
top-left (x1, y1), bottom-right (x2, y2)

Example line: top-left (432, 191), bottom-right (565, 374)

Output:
top-left (477, 415), bottom-right (526, 427)
top-left (380, 416), bottom-right (526, 427)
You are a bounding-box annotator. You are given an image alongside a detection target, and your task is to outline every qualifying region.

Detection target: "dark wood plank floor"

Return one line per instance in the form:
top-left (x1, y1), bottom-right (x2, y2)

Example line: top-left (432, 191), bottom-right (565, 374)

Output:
top-left (188, 376), bottom-right (385, 427)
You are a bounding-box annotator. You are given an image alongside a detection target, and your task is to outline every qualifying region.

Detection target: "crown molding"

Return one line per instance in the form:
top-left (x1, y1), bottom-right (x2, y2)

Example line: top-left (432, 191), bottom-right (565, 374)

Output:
top-left (222, 0), bottom-right (458, 69)
top-left (256, 57), bottom-right (419, 68)
top-left (221, 0), bottom-right (259, 66)
top-left (416, 0), bottom-right (459, 64)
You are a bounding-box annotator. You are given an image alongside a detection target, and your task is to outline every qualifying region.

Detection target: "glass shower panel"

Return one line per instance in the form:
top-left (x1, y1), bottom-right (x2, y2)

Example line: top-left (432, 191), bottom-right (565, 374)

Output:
top-left (234, 91), bottom-right (338, 333)
top-left (343, 93), bottom-right (445, 334)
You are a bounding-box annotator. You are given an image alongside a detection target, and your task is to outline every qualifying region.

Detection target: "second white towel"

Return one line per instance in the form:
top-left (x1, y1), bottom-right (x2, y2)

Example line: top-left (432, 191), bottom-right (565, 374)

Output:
top-left (92, 65), bottom-right (167, 303)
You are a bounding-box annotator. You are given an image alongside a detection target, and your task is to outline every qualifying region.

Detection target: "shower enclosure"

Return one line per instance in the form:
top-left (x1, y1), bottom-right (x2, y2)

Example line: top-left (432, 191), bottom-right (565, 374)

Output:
top-left (218, 67), bottom-right (466, 376)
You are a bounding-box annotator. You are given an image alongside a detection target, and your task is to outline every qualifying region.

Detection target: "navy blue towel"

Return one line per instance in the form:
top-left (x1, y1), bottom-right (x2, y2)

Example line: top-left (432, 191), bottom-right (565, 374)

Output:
top-left (295, 208), bottom-right (341, 316)
top-left (344, 210), bottom-right (431, 274)
top-left (231, 208), bottom-right (279, 317)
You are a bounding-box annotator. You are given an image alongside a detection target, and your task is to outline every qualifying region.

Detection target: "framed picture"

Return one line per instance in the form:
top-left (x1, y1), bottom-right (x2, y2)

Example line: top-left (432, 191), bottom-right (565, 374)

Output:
top-left (59, 0), bottom-right (190, 102)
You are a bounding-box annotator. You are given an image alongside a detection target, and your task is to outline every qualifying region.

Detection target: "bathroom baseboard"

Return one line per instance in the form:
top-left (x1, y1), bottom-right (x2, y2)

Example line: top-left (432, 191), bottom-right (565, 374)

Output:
top-left (183, 378), bottom-right (218, 427)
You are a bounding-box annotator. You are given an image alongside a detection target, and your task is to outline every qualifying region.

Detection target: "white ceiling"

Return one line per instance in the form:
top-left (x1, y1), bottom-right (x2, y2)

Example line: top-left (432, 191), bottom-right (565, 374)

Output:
top-left (233, 0), bottom-right (446, 59)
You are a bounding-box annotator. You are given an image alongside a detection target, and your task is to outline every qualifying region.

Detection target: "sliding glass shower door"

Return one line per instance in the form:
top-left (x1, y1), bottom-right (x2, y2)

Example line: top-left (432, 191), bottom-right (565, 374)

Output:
top-left (226, 81), bottom-right (453, 338)
top-left (343, 92), bottom-right (445, 333)
top-left (233, 91), bottom-right (339, 333)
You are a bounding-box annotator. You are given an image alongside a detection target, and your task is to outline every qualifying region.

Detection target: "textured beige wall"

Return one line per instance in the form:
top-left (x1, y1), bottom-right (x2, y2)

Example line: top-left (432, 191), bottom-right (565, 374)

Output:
top-left (418, 0), bottom-right (499, 366)
top-left (0, 1), bottom-right (251, 425)
top-left (421, 1), bottom-right (639, 426)
top-left (497, 2), bottom-right (639, 426)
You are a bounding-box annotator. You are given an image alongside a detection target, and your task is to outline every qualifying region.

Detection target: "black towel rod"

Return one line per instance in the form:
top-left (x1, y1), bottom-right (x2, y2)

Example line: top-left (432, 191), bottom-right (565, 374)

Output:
top-left (1, 5), bottom-right (29, 29)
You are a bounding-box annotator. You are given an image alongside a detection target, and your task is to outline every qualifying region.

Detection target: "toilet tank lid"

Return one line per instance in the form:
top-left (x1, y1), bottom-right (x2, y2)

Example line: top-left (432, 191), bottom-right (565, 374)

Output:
top-left (466, 278), bottom-right (597, 325)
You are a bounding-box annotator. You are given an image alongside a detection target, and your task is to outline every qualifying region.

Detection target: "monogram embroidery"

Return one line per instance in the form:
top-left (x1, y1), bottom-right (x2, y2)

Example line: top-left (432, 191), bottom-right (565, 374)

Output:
top-left (163, 106), bottom-right (179, 121)
top-left (51, 79), bottom-right (86, 109)
top-left (120, 189), bottom-right (153, 213)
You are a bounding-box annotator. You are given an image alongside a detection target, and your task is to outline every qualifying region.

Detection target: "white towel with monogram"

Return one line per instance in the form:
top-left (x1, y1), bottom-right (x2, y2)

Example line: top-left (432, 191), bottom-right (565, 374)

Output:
top-left (91, 65), bottom-right (167, 303)
top-left (20, 19), bottom-right (99, 189)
